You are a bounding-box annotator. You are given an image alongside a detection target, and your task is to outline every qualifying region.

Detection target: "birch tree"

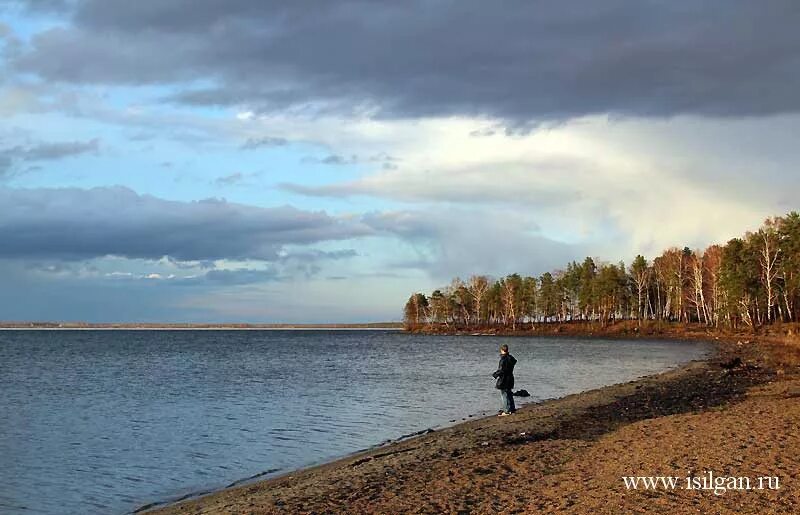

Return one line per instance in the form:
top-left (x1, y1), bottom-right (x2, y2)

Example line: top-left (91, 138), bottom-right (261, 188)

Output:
top-left (756, 219), bottom-right (781, 323)
top-left (703, 245), bottom-right (724, 327)
top-left (467, 275), bottom-right (490, 326)
top-left (500, 274), bottom-right (523, 330)
top-left (687, 250), bottom-right (709, 324)
top-left (629, 255), bottom-right (650, 323)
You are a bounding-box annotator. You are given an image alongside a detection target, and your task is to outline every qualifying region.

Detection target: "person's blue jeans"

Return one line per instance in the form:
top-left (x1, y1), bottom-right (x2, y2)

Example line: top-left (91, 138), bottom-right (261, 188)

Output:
top-left (500, 389), bottom-right (516, 413)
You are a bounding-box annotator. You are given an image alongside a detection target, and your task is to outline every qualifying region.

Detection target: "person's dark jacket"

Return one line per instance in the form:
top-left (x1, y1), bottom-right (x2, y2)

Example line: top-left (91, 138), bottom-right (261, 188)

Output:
top-left (492, 353), bottom-right (517, 390)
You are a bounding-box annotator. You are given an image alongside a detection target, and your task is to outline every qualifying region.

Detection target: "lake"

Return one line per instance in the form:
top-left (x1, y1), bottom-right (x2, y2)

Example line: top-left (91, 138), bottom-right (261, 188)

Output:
top-left (0, 330), bottom-right (711, 514)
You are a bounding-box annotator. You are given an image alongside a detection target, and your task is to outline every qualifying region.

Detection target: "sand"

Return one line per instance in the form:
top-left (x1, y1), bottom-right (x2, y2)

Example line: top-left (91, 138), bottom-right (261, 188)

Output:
top-left (145, 332), bottom-right (800, 514)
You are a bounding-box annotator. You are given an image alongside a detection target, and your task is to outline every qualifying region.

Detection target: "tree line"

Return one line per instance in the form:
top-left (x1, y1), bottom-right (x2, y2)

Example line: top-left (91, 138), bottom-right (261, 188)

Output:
top-left (404, 212), bottom-right (800, 331)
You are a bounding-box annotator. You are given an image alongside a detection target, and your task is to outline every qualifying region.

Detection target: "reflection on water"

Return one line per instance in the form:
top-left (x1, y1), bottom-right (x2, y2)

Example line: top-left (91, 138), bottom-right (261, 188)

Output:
top-left (0, 330), bottom-right (710, 514)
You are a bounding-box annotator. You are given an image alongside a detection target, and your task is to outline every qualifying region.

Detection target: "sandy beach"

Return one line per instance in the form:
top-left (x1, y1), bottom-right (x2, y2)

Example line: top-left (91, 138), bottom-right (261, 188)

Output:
top-left (145, 327), bottom-right (800, 514)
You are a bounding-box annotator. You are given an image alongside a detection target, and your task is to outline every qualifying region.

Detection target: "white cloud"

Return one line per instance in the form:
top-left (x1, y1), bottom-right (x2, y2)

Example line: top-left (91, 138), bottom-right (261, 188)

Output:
top-left (273, 114), bottom-right (800, 260)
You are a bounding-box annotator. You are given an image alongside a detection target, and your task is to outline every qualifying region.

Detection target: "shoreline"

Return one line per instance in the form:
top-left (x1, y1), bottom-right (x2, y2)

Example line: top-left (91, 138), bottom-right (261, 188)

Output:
top-left (143, 328), bottom-right (800, 514)
top-left (0, 323), bottom-right (402, 330)
top-left (405, 319), bottom-right (795, 340)
top-left (0, 326), bottom-right (402, 331)
top-left (136, 336), bottom-right (711, 513)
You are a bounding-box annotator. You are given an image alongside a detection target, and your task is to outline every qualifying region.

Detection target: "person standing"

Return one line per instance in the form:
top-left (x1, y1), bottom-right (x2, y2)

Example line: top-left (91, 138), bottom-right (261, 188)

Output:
top-left (492, 344), bottom-right (517, 416)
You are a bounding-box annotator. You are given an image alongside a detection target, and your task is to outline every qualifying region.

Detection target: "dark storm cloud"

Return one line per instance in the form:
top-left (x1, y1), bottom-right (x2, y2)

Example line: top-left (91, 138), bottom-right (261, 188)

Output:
top-left (0, 186), bottom-right (372, 261)
top-left (11, 0), bottom-right (800, 120)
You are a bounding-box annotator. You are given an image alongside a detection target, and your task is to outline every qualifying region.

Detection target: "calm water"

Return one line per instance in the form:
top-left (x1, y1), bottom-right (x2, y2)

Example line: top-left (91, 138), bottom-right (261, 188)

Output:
top-left (0, 330), bottom-right (711, 514)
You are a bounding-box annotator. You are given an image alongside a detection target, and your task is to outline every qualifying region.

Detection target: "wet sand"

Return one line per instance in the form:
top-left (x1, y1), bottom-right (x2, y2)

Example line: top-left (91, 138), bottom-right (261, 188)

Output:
top-left (146, 331), bottom-right (800, 514)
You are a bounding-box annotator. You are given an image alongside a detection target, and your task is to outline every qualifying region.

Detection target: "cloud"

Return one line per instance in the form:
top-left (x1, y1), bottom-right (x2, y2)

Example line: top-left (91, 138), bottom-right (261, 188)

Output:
top-left (0, 86), bottom-right (43, 116)
top-left (0, 265), bottom-right (185, 322)
top-left (301, 154), bottom-right (359, 166)
top-left (18, 138), bottom-right (99, 160)
top-left (282, 158), bottom-right (588, 205)
top-left (0, 182), bottom-right (580, 285)
top-left (2, 2), bottom-right (798, 324)
top-left (214, 172), bottom-right (244, 186)
top-left (0, 186), bottom-right (372, 261)
top-left (240, 136), bottom-right (288, 149)
top-left (300, 152), bottom-right (399, 168)
top-left (0, 0), bottom-right (71, 13)
top-left (0, 154), bottom-right (11, 176)
top-left (198, 267), bottom-right (280, 285)
top-left (278, 249), bottom-right (358, 262)
top-left (363, 208), bottom-right (585, 279)
top-left (319, 154), bottom-right (354, 166)
top-left (279, 114), bottom-right (800, 261)
top-left (11, 1), bottom-right (800, 121)
top-left (19, 248), bottom-right (358, 287)
top-left (0, 138), bottom-right (99, 178)
top-left (0, 20), bottom-right (20, 60)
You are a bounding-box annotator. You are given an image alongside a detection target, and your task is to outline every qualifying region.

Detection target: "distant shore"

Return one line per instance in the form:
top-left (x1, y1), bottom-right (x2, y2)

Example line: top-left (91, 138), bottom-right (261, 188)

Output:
top-left (0, 322), bottom-right (402, 330)
top-left (407, 319), bottom-right (798, 341)
top-left (143, 325), bottom-right (800, 514)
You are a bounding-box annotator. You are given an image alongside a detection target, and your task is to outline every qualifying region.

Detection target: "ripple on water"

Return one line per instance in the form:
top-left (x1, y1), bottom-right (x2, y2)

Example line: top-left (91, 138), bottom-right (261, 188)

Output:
top-left (0, 330), bottom-right (710, 515)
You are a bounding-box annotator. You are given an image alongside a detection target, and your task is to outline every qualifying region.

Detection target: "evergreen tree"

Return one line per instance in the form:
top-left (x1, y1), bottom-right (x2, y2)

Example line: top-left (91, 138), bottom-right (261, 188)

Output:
top-left (405, 210), bottom-right (800, 330)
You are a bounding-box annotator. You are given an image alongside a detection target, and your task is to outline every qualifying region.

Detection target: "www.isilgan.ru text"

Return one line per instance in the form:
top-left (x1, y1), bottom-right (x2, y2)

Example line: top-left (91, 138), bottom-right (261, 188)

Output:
top-left (622, 471), bottom-right (780, 496)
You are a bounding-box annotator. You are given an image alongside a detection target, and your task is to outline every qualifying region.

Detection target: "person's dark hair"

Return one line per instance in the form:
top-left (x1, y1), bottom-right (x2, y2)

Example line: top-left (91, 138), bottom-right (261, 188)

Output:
top-left (500, 344), bottom-right (509, 353)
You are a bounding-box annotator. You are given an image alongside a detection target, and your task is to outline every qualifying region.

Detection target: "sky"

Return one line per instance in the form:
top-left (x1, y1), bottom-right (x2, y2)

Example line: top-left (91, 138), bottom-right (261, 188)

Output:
top-left (1, 0), bottom-right (799, 323)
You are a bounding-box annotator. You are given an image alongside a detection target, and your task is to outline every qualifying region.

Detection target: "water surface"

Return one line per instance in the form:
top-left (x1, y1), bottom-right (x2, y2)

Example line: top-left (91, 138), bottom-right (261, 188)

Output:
top-left (0, 330), bottom-right (711, 514)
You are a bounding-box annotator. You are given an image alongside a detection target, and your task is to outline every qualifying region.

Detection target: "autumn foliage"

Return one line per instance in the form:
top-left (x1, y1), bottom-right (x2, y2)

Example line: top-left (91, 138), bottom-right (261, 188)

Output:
top-left (404, 212), bottom-right (800, 330)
